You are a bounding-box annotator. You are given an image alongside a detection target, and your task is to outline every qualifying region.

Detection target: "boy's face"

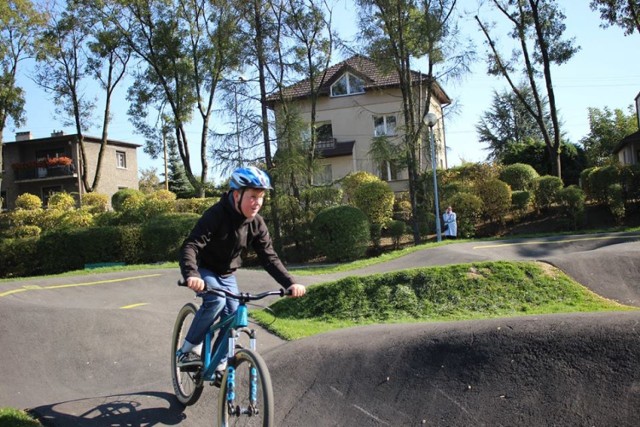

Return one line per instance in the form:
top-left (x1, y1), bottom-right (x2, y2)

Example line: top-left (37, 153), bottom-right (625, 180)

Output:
top-left (234, 188), bottom-right (266, 219)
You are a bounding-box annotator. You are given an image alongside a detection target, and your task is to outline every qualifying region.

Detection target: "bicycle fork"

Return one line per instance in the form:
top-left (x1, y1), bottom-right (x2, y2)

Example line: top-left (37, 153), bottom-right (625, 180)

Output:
top-left (225, 329), bottom-right (260, 417)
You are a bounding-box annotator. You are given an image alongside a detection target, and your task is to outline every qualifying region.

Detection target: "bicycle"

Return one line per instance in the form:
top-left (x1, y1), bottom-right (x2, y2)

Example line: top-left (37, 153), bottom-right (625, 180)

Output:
top-left (171, 281), bottom-right (286, 426)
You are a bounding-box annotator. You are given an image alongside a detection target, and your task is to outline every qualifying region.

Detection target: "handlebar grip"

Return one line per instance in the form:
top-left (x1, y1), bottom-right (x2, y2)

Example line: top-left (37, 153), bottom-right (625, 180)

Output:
top-left (177, 280), bottom-right (187, 287)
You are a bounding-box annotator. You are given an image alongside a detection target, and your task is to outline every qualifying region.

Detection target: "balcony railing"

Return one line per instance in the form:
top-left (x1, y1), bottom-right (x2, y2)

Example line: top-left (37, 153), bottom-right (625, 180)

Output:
top-left (13, 165), bottom-right (76, 181)
top-left (316, 138), bottom-right (337, 150)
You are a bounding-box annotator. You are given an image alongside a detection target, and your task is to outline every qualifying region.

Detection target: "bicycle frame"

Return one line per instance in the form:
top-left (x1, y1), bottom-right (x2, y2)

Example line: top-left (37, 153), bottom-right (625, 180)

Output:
top-left (200, 301), bottom-right (258, 382)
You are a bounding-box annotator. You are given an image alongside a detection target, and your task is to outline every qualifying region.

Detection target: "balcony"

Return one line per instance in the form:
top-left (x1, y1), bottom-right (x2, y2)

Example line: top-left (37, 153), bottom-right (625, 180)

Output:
top-left (316, 138), bottom-right (337, 150)
top-left (12, 157), bottom-right (77, 182)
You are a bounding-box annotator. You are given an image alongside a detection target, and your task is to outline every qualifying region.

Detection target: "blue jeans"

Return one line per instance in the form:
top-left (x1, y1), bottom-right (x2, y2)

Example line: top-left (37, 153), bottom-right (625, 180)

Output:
top-left (185, 268), bottom-right (239, 359)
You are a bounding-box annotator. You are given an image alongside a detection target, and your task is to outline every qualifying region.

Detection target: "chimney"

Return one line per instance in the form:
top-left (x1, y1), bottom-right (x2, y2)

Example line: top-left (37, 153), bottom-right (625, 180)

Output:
top-left (15, 131), bottom-right (32, 141)
top-left (51, 130), bottom-right (64, 137)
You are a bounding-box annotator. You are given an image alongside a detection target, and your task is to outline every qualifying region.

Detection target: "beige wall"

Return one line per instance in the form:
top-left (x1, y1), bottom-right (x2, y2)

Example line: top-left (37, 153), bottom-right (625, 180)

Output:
top-left (82, 142), bottom-right (139, 197)
top-left (290, 86), bottom-right (447, 186)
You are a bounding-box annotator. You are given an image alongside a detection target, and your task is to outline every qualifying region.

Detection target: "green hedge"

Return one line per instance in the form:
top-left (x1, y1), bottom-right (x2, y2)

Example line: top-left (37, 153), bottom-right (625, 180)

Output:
top-left (36, 226), bottom-right (143, 275)
top-left (0, 238), bottom-right (40, 278)
top-left (0, 212), bottom-right (203, 278)
top-left (312, 205), bottom-right (370, 262)
top-left (141, 213), bottom-right (199, 263)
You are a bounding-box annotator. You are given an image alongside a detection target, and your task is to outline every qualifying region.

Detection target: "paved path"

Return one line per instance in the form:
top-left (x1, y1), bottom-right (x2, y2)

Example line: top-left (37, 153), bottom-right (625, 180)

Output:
top-left (0, 231), bottom-right (638, 426)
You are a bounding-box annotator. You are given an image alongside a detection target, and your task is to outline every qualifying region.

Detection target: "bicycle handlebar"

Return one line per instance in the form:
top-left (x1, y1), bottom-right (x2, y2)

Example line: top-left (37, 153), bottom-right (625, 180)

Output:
top-left (177, 280), bottom-right (287, 300)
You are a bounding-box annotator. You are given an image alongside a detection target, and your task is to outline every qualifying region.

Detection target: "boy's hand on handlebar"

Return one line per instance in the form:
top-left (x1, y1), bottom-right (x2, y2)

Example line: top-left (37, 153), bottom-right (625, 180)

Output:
top-left (287, 283), bottom-right (306, 297)
top-left (186, 276), bottom-right (205, 293)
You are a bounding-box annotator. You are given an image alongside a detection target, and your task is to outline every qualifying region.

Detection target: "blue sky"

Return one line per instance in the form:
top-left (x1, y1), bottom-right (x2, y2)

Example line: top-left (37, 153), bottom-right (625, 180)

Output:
top-left (4, 0), bottom-right (639, 178)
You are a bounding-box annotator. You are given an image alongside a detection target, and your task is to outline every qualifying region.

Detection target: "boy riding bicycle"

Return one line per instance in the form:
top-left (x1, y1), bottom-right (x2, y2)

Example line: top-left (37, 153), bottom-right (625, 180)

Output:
top-left (177, 166), bottom-right (306, 376)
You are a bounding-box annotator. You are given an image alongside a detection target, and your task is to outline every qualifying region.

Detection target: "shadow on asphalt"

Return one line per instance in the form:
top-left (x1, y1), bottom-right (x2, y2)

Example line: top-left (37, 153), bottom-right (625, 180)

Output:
top-left (32, 391), bottom-right (186, 427)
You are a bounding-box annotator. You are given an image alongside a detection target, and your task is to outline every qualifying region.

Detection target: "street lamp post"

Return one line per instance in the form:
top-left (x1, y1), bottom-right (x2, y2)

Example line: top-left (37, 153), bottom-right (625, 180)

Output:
top-left (425, 112), bottom-right (442, 242)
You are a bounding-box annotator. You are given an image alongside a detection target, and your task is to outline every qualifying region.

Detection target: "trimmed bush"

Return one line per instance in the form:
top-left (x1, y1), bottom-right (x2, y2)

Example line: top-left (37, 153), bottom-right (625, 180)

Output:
top-left (312, 205), bottom-right (370, 262)
top-left (511, 190), bottom-right (533, 217)
top-left (15, 193), bottom-right (42, 210)
top-left (47, 192), bottom-right (76, 210)
top-left (608, 183), bottom-right (625, 224)
top-left (111, 188), bottom-right (145, 212)
top-left (8, 208), bottom-right (43, 228)
top-left (475, 178), bottom-right (511, 223)
top-left (340, 171), bottom-right (379, 204)
top-left (499, 163), bottom-right (539, 191)
top-left (57, 209), bottom-right (95, 229)
top-left (353, 180), bottom-right (394, 226)
top-left (534, 175), bottom-right (564, 211)
top-left (10, 225), bottom-right (42, 238)
top-left (82, 193), bottom-right (109, 214)
top-left (558, 185), bottom-right (585, 229)
top-left (353, 180), bottom-right (394, 248)
top-left (584, 165), bottom-right (620, 204)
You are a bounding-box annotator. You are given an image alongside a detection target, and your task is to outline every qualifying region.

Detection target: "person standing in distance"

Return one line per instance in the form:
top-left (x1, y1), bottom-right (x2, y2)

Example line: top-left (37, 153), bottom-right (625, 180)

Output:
top-left (177, 166), bottom-right (305, 376)
top-left (442, 205), bottom-right (457, 239)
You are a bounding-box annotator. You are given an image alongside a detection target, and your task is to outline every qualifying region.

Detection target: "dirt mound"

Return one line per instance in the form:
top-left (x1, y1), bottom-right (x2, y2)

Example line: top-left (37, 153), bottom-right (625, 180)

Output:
top-left (265, 311), bottom-right (640, 426)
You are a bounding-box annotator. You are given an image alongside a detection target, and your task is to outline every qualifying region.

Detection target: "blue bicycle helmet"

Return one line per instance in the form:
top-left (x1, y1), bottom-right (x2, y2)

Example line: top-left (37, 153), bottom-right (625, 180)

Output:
top-left (229, 166), bottom-right (272, 190)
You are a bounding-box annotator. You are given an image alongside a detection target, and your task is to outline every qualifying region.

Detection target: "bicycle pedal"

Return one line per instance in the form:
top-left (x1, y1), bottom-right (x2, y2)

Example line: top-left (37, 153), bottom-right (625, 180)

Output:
top-left (178, 361), bottom-right (202, 372)
top-left (211, 371), bottom-right (224, 388)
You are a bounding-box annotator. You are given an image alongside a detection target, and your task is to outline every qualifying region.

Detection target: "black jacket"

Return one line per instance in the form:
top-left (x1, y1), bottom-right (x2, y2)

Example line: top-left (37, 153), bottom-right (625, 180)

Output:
top-left (179, 192), bottom-right (295, 288)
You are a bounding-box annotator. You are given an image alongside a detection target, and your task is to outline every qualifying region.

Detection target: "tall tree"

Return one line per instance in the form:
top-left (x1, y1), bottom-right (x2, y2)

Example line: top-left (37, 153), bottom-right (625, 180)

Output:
top-left (476, 0), bottom-right (580, 179)
top-left (35, 1), bottom-right (129, 193)
top-left (103, 0), bottom-right (243, 197)
top-left (283, 0), bottom-right (334, 186)
top-left (476, 86), bottom-right (548, 161)
top-left (0, 0), bottom-right (46, 184)
top-left (357, 0), bottom-right (471, 244)
top-left (590, 0), bottom-right (640, 36)
top-left (580, 105), bottom-right (638, 166)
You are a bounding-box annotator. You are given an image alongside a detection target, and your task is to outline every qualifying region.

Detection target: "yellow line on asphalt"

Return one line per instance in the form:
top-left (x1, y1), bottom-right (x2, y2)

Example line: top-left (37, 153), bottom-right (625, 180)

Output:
top-left (473, 234), bottom-right (638, 250)
top-left (121, 303), bottom-right (149, 309)
top-left (0, 274), bottom-right (162, 298)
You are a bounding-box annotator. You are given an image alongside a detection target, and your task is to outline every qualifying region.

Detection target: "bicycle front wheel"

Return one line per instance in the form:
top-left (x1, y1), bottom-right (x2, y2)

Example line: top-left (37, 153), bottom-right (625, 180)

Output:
top-left (218, 348), bottom-right (274, 427)
top-left (171, 302), bottom-right (204, 406)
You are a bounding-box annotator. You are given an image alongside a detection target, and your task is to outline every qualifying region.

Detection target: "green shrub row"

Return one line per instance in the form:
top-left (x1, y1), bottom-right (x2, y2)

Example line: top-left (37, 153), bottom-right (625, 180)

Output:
top-left (0, 213), bottom-right (199, 278)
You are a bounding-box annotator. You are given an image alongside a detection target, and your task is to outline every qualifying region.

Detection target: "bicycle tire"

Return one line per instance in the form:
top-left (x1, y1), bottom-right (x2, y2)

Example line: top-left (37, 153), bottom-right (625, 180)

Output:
top-left (217, 348), bottom-right (274, 427)
top-left (171, 302), bottom-right (204, 405)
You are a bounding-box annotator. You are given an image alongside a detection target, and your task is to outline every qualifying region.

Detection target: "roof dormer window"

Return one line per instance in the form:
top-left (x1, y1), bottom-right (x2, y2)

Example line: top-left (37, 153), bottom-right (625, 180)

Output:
top-left (330, 72), bottom-right (365, 97)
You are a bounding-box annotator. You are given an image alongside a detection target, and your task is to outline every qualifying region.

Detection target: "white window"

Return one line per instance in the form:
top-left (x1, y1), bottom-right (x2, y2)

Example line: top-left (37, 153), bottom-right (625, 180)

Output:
top-left (330, 72), bottom-right (365, 97)
top-left (116, 151), bottom-right (127, 169)
top-left (373, 115), bottom-right (397, 136)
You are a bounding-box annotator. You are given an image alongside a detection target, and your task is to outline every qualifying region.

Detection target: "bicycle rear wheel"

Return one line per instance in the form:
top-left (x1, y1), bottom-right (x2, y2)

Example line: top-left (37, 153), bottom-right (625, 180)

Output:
top-left (217, 348), bottom-right (274, 427)
top-left (171, 302), bottom-right (204, 405)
